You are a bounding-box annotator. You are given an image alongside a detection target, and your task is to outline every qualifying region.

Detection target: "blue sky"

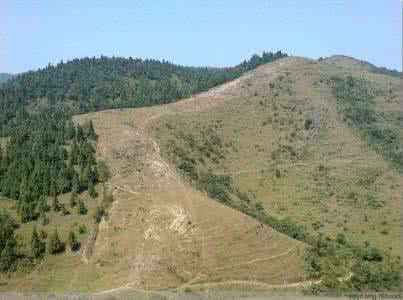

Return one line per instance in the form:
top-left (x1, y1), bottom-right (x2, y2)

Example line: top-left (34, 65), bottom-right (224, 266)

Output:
top-left (1, 0), bottom-right (401, 73)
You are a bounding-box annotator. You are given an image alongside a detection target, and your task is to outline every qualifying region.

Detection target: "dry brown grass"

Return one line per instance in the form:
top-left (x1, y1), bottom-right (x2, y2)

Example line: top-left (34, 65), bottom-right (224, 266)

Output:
top-left (0, 58), bottom-right (308, 293)
top-left (151, 57), bottom-right (401, 256)
top-left (1, 56), bottom-right (400, 294)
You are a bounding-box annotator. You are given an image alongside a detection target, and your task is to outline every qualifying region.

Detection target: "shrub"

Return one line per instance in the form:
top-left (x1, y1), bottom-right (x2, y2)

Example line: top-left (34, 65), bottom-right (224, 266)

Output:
top-left (197, 173), bottom-right (232, 203)
top-left (351, 257), bottom-right (400, 291)
top-left (78, 224), bottom-right (87, 234)
top-left (363, 247), bottom-right (383, 262)
top-left (304, 119), bottom-right (314, 130)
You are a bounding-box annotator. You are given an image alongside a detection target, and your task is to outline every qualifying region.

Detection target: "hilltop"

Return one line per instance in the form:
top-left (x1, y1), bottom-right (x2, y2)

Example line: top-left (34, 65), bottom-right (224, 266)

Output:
top-left (0, 51), bottom-right (287, 135)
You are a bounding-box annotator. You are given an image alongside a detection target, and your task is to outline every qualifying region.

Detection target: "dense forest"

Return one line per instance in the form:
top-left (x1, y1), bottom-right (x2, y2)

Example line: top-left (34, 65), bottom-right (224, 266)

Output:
top-left (0, 51), bottom-right (287, 136)
top-left (0, 111), bottom-right (98, 223)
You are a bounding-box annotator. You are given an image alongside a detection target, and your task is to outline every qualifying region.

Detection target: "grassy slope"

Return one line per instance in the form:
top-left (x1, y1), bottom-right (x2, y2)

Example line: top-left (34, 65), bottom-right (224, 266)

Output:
top-left (0, 185), bottom-right (104, 291)
top-left (150, 57), bottom-right (401, 257)
top-left (0, 58), bottom-right (307, 292)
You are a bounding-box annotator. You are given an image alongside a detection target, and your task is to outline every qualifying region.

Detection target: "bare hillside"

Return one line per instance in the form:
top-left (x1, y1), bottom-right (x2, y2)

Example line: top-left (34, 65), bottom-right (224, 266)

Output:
top-left (74, 57), bottom-right (308, 292)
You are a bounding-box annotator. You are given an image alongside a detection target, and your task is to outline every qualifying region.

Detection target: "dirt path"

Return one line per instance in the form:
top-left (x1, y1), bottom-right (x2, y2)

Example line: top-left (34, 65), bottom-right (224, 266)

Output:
top-left (214, 245), bottom-right (298, 271)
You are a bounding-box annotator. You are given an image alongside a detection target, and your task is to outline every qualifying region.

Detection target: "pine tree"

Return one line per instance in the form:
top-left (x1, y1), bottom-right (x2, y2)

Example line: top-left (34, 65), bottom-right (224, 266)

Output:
top-left (31, 227), bottom-right (45, 258)
top-left (50, 178), bottom-right (57, 197)
top-left (86, 120), bottom-right (97, 140)
top-left (88, 177), bottom-right (97, 198)
top-left (76, 125), bottom-right (84, 142)
top-left (69, 193), bottom-right (77, 207)
top-left (20, 199), bottom-right (35, 223)
top-left (72, 172), bottom-right (80, 195)
top-left (0, 212), bottom-right (18, 271)
top-left (77, 198), bottom-right (87, 215)
top-left (38, 195), bottom-right (50, 213)
top-left (93, 206), bottom-right (105, 223)
top-left (48, 229), bottom-right (65, 254)
top-left (70, 140), bottom-right (79, 165)
top-left (40, 212), bottom-right (49, 225)
top-left (65, 119), bottom-right (76, 140)
top-left (68, 231), bottom-right (80, 251)
top-left (52, 194), bottom-right (60, 212)
top-left (0, 239), bottom-right (17, 271)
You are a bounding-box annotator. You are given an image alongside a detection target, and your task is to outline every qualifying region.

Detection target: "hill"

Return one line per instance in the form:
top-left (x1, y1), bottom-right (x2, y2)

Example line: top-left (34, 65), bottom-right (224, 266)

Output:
top-left (0, 57), bottom-right (307, 293)
top-left (0, 55), bottom-right (400, 296)
top-left (323, 55), bottom-right (402, 77)
top-left (0, 51), bottom-right (287, 135)
top-left (148, 56), bottom-right (401, 292)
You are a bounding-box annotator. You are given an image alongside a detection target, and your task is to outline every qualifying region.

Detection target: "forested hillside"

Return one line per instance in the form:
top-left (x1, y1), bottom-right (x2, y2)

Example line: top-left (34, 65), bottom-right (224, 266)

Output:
top-left (0, 51), bottom-right (287, 135)
top-left (0, 111), bottom-right (98, 223)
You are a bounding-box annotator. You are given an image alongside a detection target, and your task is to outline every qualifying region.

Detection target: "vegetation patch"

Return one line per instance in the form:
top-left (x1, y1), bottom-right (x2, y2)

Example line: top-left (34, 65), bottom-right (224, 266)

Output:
top-left (328, 75), bottom-right (401, 170)
top-left (0, 111), bottom-right (98, 222)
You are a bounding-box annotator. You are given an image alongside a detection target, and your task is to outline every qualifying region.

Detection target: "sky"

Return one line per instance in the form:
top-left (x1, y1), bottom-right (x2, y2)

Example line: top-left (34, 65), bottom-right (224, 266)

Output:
top-left (0, 0), bottom-right (401, 73)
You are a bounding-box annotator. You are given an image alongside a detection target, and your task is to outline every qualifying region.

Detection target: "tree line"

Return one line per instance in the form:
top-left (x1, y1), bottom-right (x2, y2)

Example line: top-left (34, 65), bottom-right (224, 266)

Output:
top-left (0, 51), bottom-right (287, 135)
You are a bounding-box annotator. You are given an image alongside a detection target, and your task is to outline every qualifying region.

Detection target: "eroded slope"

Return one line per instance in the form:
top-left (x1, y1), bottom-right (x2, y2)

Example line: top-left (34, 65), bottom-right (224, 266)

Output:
top-left (72, 58), bottom-right (308, 292)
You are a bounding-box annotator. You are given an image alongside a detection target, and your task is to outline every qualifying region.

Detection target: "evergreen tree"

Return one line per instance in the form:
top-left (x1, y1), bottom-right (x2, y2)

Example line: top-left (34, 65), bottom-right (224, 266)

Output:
top-left (76, 125), bottom-right (84, 142)
top-left (93, 206), bottom-right (105, 223)
top-left (40, 211), bottom-right (49, 225)
top-left (77, 198), bottom-right (87, 215)
top-left (52, 194), bottom-right (60, 212)
top-left (20, 200), bottom-right (35, 223)
top-left (0, 239), bottom-right (17, 272)
top-left (86, 120), bottom-right (97, 140)
top-left (65, 119), bottom-right (76, 140)
top-left (88, 177), bottom-right (97, 198)
top-left (48, 229), bottom-right (65, 254)
top-left (31, 227), bottom-right (46, 258)
top-left (67, 231), bottom-right (80, 251)
top-left (0, 212), bottom-right (18, 271)
top-left (72, 172), bottom-right (80, 195)
top-left (37, 195), bottom-right (50, 214)
top-left (69, 193), bottom-right (77, 207)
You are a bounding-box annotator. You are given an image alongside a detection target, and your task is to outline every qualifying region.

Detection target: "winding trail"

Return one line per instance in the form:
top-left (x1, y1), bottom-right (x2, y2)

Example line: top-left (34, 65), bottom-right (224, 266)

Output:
top-left (214, 245), bottom-right (298, 271)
